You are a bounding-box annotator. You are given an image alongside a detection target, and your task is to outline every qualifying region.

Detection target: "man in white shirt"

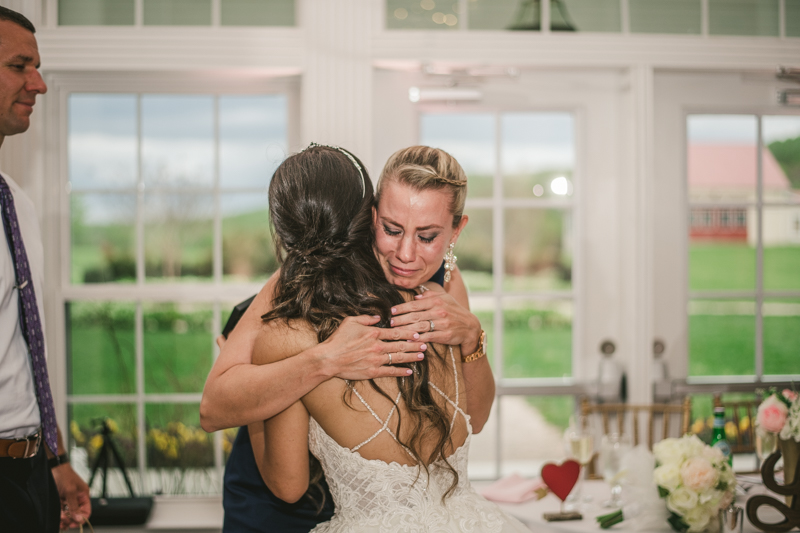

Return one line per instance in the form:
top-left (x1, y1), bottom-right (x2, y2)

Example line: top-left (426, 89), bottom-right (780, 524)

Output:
top-left (0, 6), bottom-right (91, 531)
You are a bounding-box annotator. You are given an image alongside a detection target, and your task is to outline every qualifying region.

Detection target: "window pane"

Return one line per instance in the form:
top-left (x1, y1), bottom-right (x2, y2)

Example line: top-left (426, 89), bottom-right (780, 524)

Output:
top-left (71, 193), bottom-right (136, 284)
top-left (688, 299), bottom-right (755, 377)
top-left (144, 0), bottom-right (211, 25)
top-left (560, 0), bottom-right (621, 32)
top-left (143, 303), bottom-right (214, 393)
top-left (459, 208), bottom-right (492, 292)
top-left (222, 193), bottom-right (276, 281)
top-left (709, 0), bottom-right (779, 36)
top-left (59, 0), bottom-right (135, 25)
top-left (502, 112), bottom-right (575, 200)
top-left (630, 0), bottom-right (701, 34)
top-left (689, 241), bottom-right (755, 291)
top-left (687, 115), bottom-right (757, 203)
top-left (468, 296), bottom-right (494, 367)
top-left (503, 299), bottom-right (572, 379)
top-left (144, 194), bottom-right (213, 280)
top-left (467, 0), bottom-right (520, 30)
top-left (69, 404), bottom-right (138, 496)
top-left (69, 94), bottom-right (137, 190)
top-left (763, 207), bottom-right (800, 291)
top-left (504, 209), bottom-right (572, 291)
top-left (763, 116), bottom-right (800, 205)
top-left (386, 0), bottom-right (460, 29)
top-left (142, 96), bottom-right (214, 188)
top-left (789, 0), bottom-right (800, 37)
top-left (500, 395), bottom-right (573, 477)
top-left (421, 114), bottom-right (494, 198)
top-left (468, 401), bottom-right (497, 478)
top-left (221, 0), bottom-right (295, 26)
top-left (145, 403), bottom-right (217, 494)
top-left (68, 301), bottom-right (136, 395)
top-left (763, 299), bottom-right (800, 376)
top-left (220, 95), bottom-right (287, 189)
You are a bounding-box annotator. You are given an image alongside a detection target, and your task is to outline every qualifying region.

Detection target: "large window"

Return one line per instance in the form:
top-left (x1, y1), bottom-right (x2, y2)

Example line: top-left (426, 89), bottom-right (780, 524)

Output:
top-left (57, 0), bottom-right (296, 26)
top-left (386, 0), bottom-right (793, 36)
top-left (66, 92), bottom-right (288, 495)
top-left (686, 114), bottom-right (800, 381)
top-left (420, 111), bottom-right (576, 476)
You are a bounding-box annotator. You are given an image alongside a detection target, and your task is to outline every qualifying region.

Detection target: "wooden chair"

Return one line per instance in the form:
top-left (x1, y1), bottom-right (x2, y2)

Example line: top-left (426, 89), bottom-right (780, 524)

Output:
top-left (579, 397), bottom-right (692, 449)
top-left (712, 393), bottom-right (760, 455)
top-left (579, 397), bottom-right (692, 477)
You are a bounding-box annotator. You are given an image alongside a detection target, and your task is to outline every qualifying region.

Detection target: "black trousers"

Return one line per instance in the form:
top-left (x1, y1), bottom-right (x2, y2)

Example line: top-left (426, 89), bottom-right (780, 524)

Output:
top-left (0, 444), bottom-right (60, 533)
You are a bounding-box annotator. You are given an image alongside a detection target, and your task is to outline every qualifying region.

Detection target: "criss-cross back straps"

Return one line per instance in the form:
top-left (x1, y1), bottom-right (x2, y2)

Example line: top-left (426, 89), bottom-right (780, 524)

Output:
top-left (428, 346), bottom-right (468, 432)
top-left (350, 389), bottom-right (413, 456)
top-left (350, 345), bottom-right (468, 457)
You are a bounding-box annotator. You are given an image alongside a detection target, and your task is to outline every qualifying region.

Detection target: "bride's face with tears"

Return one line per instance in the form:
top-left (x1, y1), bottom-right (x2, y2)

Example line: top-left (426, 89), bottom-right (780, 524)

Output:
top-left (372, 179), bottom-right (468, 289)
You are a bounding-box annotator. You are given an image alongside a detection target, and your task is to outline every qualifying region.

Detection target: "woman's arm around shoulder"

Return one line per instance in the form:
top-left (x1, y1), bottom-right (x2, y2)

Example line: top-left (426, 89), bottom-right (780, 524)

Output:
top-left (247, 322), bottom-right (318, 503)
top-left (200, 272), bottom-right (424, 432)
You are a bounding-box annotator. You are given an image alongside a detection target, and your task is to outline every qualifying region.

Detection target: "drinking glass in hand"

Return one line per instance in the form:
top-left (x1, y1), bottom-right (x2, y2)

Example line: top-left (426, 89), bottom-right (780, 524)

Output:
top-left (600, 433), bottom-right (631, 508)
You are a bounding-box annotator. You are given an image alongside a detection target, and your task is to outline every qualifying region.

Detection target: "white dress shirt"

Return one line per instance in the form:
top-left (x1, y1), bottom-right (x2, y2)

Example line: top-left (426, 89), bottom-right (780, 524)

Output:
top-left (0, 172), bottom-right (45, 439)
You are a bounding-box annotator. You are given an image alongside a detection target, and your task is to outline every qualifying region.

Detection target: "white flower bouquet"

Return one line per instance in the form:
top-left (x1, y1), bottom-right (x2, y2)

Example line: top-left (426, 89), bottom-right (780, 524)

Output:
top-left (597, 435), bottom-right (736, 533)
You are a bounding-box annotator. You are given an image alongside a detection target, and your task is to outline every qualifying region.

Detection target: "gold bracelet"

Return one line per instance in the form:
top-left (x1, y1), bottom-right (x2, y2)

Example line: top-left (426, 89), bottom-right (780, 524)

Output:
top-left (462, 330), bottom-right (486, 363)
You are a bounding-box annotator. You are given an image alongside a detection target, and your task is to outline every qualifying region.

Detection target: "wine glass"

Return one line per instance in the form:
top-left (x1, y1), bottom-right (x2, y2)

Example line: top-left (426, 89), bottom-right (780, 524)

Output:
top-left (600, 433), bottom-right (631, 508)
top-left (566, 415), bottom-right (595, 508)
top-left (756, 430), bottom-right (778, 465)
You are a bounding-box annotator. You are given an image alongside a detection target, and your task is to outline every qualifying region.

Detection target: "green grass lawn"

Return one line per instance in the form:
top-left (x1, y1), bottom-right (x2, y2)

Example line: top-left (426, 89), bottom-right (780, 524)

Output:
top-left (68, 244), bottom-right (799, 441)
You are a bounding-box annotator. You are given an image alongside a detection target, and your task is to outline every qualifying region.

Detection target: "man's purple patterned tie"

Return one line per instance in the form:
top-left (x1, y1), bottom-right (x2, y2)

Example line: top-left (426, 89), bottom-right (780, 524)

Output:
top-left (0, 175), bottom-right (58, 456)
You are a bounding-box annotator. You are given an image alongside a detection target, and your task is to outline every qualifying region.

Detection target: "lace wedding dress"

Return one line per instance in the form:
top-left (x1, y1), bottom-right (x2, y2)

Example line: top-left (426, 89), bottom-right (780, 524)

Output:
top-left (307, 348), bottom-right (530, 533)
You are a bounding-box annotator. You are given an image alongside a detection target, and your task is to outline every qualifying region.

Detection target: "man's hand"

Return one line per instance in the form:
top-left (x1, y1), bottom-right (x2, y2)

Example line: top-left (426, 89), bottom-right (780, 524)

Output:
top-left (51, 463), bottom-right (91, 530)
top-left (320, 315), bottom-right (426, 381)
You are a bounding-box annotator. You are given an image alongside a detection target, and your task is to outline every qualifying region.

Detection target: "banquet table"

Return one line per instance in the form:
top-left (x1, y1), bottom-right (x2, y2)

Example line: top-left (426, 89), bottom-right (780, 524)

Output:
top-left (482, 478), bottom-right (786, 533)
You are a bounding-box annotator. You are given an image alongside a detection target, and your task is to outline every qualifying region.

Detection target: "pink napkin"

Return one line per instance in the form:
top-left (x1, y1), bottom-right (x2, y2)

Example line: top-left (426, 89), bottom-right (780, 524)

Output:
top-left (480, 473), bottom-right (549, 503)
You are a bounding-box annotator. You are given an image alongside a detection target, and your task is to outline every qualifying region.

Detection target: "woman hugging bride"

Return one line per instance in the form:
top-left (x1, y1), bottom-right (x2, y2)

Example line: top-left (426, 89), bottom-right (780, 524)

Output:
top-left (247, 144), bottom-right (529, 532)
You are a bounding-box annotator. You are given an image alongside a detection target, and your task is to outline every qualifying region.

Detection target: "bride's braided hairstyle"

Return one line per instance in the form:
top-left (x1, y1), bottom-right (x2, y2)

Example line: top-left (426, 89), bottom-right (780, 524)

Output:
top-left (262, 145), bottom-right (460, 502)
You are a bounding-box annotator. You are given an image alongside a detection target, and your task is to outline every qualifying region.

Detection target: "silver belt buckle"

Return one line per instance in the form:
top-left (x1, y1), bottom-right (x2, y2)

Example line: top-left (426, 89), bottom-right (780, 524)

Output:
top-left (18, 429), bottom-right (40, 459)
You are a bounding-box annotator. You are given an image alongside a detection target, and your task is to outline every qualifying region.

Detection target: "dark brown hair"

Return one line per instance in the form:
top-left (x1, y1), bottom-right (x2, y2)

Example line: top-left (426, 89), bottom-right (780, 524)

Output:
top-left (263, 145), bottom-right (460, 503)
top-left (0, 7), bottom-right (36, 34)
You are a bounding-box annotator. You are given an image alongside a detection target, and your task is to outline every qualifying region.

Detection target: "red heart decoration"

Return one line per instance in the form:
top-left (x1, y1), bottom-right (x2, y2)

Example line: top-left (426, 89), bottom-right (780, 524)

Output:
top-left (541, 459), bottom-right (581, 502)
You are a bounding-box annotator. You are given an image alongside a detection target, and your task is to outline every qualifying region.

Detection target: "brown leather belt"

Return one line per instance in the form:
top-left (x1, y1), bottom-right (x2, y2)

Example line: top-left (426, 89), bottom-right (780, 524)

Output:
top-left (0, 429), bottom-right (41, 459)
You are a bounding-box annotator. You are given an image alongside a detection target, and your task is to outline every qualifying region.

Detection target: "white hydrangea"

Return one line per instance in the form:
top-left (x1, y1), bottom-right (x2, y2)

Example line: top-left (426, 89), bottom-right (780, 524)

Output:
top-left (779, 399), bottom-right (800, 443)
top-left (650, 436), bottom-right (737, 533)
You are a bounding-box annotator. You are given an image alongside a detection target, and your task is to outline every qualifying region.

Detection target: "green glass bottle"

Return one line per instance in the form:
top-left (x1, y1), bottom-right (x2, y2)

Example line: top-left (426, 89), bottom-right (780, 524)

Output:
top-left (710, 406), bottom-right (733, 466)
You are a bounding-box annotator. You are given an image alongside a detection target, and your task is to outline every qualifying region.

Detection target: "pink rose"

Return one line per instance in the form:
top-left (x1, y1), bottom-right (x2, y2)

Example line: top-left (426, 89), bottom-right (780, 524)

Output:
top-left (757, 395), bottom-right (789, 433)
top-left (680, 457), bottom-right (718, 492)
top-left (783, 389), bottom-right (798, 402)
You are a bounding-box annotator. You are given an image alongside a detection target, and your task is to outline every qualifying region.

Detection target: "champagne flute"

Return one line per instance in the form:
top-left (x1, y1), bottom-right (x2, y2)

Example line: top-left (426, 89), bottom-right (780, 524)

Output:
top-left (567, 415), bottom-right (595, 507)
top-left (601, 433), bottom-right (630, 508)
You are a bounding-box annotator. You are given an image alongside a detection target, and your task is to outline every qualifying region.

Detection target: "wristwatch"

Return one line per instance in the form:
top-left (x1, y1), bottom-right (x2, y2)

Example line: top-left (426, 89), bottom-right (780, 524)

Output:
top-left (462, 330), bottom-right (486, 363)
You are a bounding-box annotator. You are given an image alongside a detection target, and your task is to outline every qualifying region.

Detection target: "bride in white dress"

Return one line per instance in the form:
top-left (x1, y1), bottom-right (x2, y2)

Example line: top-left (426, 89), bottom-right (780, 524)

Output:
top-left (249, 144), bottom-right (530, 533)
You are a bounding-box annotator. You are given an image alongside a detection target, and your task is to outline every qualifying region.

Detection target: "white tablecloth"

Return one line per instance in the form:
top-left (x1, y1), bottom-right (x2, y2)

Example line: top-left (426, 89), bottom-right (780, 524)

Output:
top-left (481, 479), bottom-right (782, 533)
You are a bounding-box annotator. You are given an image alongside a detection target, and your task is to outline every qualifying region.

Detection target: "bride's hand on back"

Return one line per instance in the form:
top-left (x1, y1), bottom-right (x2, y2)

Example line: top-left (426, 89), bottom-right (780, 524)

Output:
top-left (389, 289), bottom-right (481, 353)
top-left (322, 315), bottom-right (426, 381)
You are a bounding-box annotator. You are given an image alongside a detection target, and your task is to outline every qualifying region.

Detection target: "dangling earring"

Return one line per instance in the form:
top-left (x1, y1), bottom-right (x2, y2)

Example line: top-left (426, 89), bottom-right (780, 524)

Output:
top-left (443, 242), bottom-right (457, 283)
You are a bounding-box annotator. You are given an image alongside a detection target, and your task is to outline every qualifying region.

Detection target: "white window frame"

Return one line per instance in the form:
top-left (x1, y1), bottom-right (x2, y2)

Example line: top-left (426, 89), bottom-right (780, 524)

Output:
top-left (44, 71), bottom-right (300, 493)
top-left (684, 110), bottom-right (800, 386)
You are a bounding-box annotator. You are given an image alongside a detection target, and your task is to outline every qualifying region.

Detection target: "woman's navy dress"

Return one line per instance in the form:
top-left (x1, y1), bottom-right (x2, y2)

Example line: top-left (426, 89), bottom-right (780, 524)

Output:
top-left (222, 263), bottom-right (447, 532)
